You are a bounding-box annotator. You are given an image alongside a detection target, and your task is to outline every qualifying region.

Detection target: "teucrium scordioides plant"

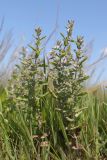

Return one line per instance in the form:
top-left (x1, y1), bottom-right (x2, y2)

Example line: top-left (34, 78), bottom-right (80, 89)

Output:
top-left (7, 21), bottom-right (89, 152)
top-left (48, 20), bottom-right (89, 125)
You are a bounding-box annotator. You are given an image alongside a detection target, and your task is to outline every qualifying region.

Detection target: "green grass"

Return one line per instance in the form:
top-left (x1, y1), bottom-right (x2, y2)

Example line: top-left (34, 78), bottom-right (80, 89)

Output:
top-left (1, 90), bottom-right (107, 159)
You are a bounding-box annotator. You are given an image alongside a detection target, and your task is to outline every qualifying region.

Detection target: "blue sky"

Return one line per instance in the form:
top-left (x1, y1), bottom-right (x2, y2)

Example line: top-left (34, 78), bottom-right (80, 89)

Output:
top-left (0, 0), bottom-right (107, 83)
top-left (0, 0), bottom-right (107, 51)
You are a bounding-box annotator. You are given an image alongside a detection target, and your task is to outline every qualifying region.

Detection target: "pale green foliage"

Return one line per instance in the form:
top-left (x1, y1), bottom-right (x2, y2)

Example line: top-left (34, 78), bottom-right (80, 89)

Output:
top-left (48, 20), bottom-right (89, 129)
top-left (49, 20), bottom-right (88, 105)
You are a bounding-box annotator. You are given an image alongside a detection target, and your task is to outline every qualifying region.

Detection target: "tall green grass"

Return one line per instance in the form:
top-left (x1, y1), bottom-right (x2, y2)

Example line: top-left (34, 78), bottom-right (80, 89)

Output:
top-left (1, 90), bottom-right (107, 159)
